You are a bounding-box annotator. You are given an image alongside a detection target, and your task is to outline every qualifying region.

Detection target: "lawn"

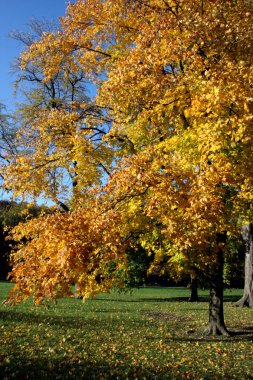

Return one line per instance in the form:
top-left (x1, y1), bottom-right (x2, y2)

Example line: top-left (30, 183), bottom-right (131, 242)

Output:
top-left (0, 282), bottom-right (253, 379)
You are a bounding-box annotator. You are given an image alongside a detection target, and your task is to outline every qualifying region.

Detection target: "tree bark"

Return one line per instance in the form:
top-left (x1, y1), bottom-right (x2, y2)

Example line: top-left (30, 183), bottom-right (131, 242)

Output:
top-left (204, 233), bottom-right (230, 336)
top-left (235, 223), bottom-right (253, 307)
top-left (74, 283), bottom-right (82, 299)
top-left (188, 274), bottom-right (199, 302)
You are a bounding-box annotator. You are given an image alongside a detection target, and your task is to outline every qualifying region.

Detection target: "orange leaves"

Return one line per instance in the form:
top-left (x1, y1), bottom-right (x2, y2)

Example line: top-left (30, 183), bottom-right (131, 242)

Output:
top-left (5, 0), bottom-right (253, 301)
top-left (7, 201), bottom-right (129, 303)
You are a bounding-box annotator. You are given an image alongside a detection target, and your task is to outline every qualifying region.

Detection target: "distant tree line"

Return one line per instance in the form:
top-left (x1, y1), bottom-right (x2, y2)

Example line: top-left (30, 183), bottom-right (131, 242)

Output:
top-left (0, 200), bottom-right (45, 280)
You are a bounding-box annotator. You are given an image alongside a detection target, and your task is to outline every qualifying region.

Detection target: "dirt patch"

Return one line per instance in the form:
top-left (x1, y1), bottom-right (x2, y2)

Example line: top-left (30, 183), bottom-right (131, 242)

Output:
top-left (141, 311), bottom-right (192, 323)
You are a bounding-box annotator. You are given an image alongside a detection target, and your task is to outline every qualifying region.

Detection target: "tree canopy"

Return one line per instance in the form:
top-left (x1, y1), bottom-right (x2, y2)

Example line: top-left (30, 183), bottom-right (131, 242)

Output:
top-left (4, 0), bottom-right (253, 335)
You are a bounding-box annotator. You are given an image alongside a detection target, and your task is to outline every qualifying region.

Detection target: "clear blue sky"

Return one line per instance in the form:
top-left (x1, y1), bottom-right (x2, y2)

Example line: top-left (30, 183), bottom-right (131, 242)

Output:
top-left (0, 0), bottom-right (69, 110)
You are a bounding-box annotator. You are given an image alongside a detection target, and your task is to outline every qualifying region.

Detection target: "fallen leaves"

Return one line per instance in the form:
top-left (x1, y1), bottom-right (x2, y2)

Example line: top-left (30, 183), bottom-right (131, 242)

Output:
top-left (1, 284), bottom-right (253, 379)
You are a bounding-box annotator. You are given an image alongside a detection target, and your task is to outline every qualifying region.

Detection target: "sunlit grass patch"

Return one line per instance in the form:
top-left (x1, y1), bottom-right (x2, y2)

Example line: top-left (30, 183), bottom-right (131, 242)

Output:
top-left (0, 282), bottom-right (253, 379)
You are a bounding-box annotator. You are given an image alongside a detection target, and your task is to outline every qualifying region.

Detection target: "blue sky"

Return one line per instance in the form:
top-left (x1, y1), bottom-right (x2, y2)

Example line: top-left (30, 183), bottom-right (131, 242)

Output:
top-left (0, 0), bottom-right (69, 110)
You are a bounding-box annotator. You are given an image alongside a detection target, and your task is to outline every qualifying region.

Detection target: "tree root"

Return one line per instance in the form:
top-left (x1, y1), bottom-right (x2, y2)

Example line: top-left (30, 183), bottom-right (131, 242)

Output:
top-left (203, 323), bottom-right (230, 336)
top-left (234, 294), bottom-right (253, 308)
top-left (188, 295), bottom-right (199, 302)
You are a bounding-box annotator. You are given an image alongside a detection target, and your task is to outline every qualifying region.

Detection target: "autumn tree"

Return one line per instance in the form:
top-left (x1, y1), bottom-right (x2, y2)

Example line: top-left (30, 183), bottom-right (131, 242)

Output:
top-left (6, 19), bottom-right (112, 209)
top-left (5, 0), bottom-right (253, 336)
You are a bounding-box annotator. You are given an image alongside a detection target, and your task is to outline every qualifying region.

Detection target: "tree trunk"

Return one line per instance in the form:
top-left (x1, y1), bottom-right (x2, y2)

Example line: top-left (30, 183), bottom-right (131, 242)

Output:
top-left (188, 274), bottom-right (199, 302)
top-left (235, 223), bottom-right (253, 307)
top-left (204, 233), bottom-right (230, 336)
top-left (74, 283), bottom-right (82, 299)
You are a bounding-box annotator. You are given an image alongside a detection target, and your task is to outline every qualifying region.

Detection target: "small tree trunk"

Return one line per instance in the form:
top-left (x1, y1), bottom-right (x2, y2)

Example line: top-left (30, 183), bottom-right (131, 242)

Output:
top-left (74, 283), bottom-right (82, 299)
top-left (204, 233), bottom-right (230, 336)
top-left (188, 274), bottom-right (199, 302)
top-left (235, 223), bottom-right (253, 307)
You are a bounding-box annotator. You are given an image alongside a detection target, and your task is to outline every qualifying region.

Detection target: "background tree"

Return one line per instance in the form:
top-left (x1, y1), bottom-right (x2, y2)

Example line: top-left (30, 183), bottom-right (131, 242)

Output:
top-left (235, 224), bottom-right (253, 307)
top-left (224, 235), bottom-right (244, 289)
top-left (0, 104), bottom-right (17, 189)
top-left (0, 200), bottom-right (44, 280)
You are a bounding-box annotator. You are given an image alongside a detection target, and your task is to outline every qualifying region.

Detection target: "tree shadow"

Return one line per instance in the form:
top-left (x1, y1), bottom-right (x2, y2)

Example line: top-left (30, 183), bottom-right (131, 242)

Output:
top-left (0, 308), bottom-right (146, 332)
top-left (138, 295), bottom-right (241, 303)
top-left (224, 295), bottom-right (243, 303)
top-left (229, 326), bottom-right (253, 339)
top-left (0, 354), bottom-right (209, 380)
top-left (163, 326), bottom-right (253, 343)
top-left (0, 309), bottom-right (127, 329)
top-left (0, 357), bottom-right (161, 380)
top-left (85, 289), bottom-right (242, 304)
top-left (1, 341), bottom-right (253, 380)
top-left (93, 296), bottom-right (195, 303)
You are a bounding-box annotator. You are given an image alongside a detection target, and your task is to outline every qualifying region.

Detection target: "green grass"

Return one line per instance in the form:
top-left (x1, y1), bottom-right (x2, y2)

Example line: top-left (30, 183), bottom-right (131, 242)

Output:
top-left (0, 282), bottom-right (253, 379)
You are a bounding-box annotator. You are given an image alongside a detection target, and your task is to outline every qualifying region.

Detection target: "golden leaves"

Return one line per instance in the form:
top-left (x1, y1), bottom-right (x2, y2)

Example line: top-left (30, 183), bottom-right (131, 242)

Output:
top-left (5, 0), bottom-right (253, 300)
top-left (7, 201), bottom-right (129, 303)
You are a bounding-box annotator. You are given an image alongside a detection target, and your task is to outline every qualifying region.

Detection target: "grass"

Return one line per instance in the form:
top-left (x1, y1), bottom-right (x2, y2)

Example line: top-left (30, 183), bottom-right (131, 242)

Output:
top-left (0, 282), bottom-right (253, 379)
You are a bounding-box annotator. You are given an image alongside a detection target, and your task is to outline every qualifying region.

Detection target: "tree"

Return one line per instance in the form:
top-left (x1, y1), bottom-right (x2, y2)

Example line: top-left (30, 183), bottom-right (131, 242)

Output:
top-left (5, 0), bottom-right (253, 336)
top-left (0, 200), bottom-right (44, 280)
top-left (224, 234), bottom-right (244, 289)
top-left (235, 224), bottom-right (253, 307)
top-left (0, 105), bottom-right (17, 189)
top-left (6, 19), bottom-right (112, 209)
top-left (188, 274), bottom-right (199, 303)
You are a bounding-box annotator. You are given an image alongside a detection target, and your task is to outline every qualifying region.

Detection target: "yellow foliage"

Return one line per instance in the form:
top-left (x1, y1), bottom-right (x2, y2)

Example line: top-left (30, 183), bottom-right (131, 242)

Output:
top-left (5, 0), bottom-right (253, 302)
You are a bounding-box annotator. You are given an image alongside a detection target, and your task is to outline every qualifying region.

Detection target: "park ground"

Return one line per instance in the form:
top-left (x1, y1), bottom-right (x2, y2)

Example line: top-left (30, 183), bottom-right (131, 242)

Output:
top-left (0, 282), bottom-right (253, 379)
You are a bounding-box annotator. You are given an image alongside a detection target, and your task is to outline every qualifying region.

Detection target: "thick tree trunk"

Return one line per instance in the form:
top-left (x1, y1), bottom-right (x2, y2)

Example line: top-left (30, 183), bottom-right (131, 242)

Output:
top-left (188, 274), bottom-right (199, 302)
top-left (235, 223), bottom-right (253, 307)
top-left (204, 233), bottom-right (230, 336)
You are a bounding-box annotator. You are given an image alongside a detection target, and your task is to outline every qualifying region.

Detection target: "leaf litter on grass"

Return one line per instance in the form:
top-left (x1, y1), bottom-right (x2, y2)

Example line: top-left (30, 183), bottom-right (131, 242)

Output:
top-left (1, 284), bottom-right (253, 379)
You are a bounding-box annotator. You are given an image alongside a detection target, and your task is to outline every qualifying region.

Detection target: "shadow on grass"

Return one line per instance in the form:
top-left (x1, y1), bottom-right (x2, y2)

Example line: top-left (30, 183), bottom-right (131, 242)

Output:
top-left (1, 354), bottom-right (252, 380)
top-left (93, 295), bottom-right (241, 303)
top-left (163, 326), bottom-right (253, 343)
top-left (0, 356), bottom-right (198, 380)
top-left (92, 296), bottom-right (195, 303)
top-left (139, 295), bottom-right (241, 303)
top-left (0, 309), bottom-right (127, 329)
